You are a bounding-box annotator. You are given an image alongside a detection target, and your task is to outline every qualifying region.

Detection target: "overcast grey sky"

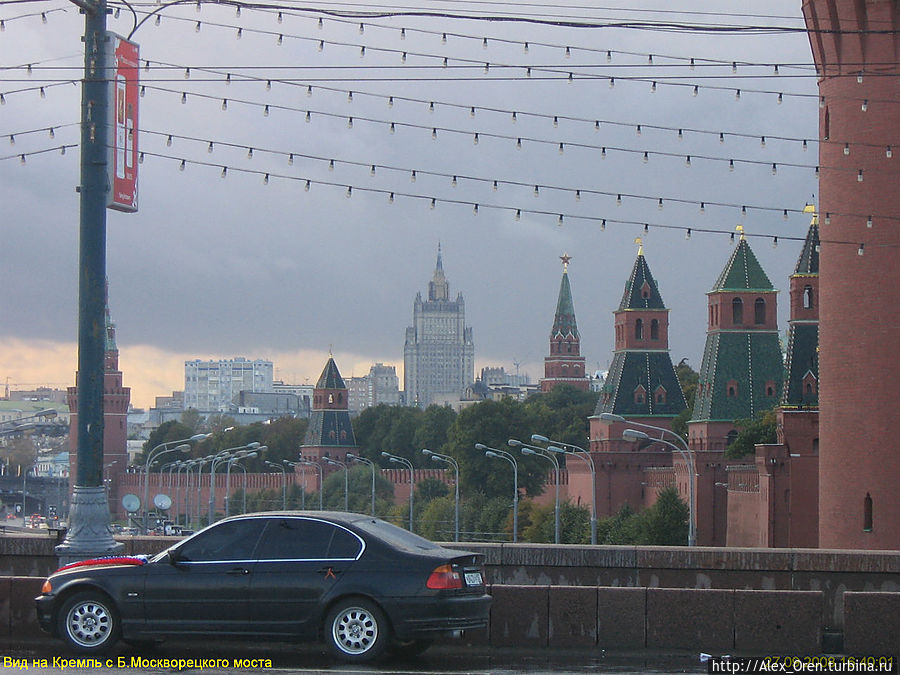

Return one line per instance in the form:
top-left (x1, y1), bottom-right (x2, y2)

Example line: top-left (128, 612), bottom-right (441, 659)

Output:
top-left (0, 1), bottom-right (819, 406)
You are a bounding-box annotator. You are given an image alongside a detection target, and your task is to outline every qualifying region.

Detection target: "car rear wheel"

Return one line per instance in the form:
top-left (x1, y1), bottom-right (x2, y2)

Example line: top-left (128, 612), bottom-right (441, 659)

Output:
top-left (324, 598), bottom-right (388, 663)
top-left (57, 592), bottom-right (120, 653)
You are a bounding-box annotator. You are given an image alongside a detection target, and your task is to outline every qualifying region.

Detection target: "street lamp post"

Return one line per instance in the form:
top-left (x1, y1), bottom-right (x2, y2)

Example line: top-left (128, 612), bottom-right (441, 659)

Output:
top-left (475, 443), bottom-right (518, 543)
top-left (421, 449), bottom-right (460, 542)
top-left (622, 429), bottom-right (696, 546)
top-left (195, 457), bottom-right (212, 528)
top-left (210, 442), bottom-right (261, 523)
top-left (509, 439), bottom-right (560, 544)
top-left (382, 452), bottom-right (414, 531)
top-left (599, 412), bottom-right (698, 547)
top-left (532, 434), bottom-right (597, 545)
top-left (297, 458), bottom-right (323, 510)
top-left (264, 460), bottom-right (287, 510)
top-left (143, 437), bottom-right (202, 533)
top-left (347, 453), bottom-right (376, 516)
top-left (225, 451), bottom-right (259, 517)
top-left (323, 457), bottom-right (349, 512)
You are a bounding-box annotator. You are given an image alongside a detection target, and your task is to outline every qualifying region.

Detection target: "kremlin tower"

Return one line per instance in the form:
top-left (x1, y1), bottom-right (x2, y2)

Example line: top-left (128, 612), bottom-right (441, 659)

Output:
top-left (540, 254), bottom-right (589, 392)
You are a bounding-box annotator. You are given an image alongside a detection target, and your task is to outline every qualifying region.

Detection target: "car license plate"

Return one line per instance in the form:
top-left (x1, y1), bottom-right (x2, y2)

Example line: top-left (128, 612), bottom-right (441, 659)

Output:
top-left (464, 571), bottom-right (483, 586)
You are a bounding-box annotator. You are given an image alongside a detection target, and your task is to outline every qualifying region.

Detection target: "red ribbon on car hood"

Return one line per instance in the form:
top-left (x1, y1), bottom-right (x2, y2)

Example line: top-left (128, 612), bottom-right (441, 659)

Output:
top-left (55, 555), bottom-right (147, 573)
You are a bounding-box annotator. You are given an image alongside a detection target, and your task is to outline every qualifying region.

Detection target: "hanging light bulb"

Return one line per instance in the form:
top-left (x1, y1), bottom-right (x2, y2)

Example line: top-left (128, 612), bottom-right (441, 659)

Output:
top-left (760, 136), bottom-right (766, 148)
top-left (155, 15), bottom-right (161, 25)
top-left (370, 165), bottom-right (376, 176)
top-left (686, 228), bottom-right (692, 240)
top-left (802, 139), bottom-right (808, 151)
top-left (305, 180), bottom-right (310, 191)
top-left (470, 106), bottom-right (476, 117)
top-left (772, 237), bottom-right (778, 248)
top-left (473, 133), bottom-right (479, 145)
top-left (347, 117), bottom-right (353, 128)
top-left (642, 151), bottom-right (649, 163)
top-left (359, 22), bottom-right (364, 33)
top-left (819, 96), bottom-right (826, 108)
top-left (39, 87), bottom-right (46, 99)
top-left (553, 116), bottom-right (559, 127)
top-left (389, 192), bottom-right (394, 203)
top-left (783, 209), bottom-right (789, 220)
top-left (318, 40), bottom-right (324, 52)
top-left (41, 12), bottom-right (47, 23)
top-left (181, 92), bottom-right (187, 104)
top-left (601, 147), bottom-right (606, 159)
top-left (305, 111), bottom-right (311, 122)
top-left (658, 198), bottom-right (663, 210)
top-left (178, 159), bottom-right (185, 172)
top-left (636, 124), bottom-right (642, 135)
top-left (443, 57), bottom-right (448, 68)
top-left (511, 111), bottom-right (517, 122)
top-left (60, 145), bottom-right (66, 155)
top-left (140, 86), bottom-right (145, 97)
top-left (595, 121), bottom-right (600, 131)
top-left (557, 214), bottom-right (563, 225)
top-left (866, 215), bottom-right (873, 228)
top-left (473, 203), bottom-right (479, 215)
top-left (432, 128), bottom-right (437, 139)
top-left (221, 98), bottom-right (227, 110)
top-left (729, 159), bottom-right (735, 171)
top-left (400, 27), bottom-right (405, 39)
top-left (307, 85), bottom-right (313, 97)
top-left (857, 169), bottom-right (864, 182)
top-left (288, 153), bottom-right (293, 165)
top-left (246, 147), bottom-right (253, 159)
top-left (516, 138), bottom-right (522, 149)
top-left (741, 205), bottom-right (747, 217)
top-left (643, 224), bottom-right (649, 234)
top-left (266, 80), bottom-right (272, 91)
top-left (608, 77), bottom-right (615, 89)
top-left (861, 99), bottom-right (868, 112)
top-left (263, 105), bottom-right (269, 117)
top-left (389, 122), bottom-right (395, 134)
top-left (184, 67), bottom-right (190, 79)
top-left (277, 34), bottom-right (283, 45)
top-left (221, 166), bottom-right (227, 178)
top-left (195, 21), bottom-right (201, 32)
top-left (401, 52), bottom-right (406, 62)
top-left (360, 46), bottom-right (365, 57)
top-left (430, 198), bottom-right (436, 209)
top-left (483, 37), bottom-right (488, 48)
top-left (693, 85), bottom-right (699, 96)
top-left (771, 163), bottom-right (777, 175)
top-left (492, 180), bottom-right (498, 191)
top-left (484, 62), bottom-right (490, 73)
top-left (824, 213), bottom-right (831, 224)
top-left (735, 89), bottom-right (741, 100)
top-left (207, 142), bottom-right (214, 153)
top-left (235, 6), bottom-right (241, 17)
top-left (600, 219), bottom-right (606, 231)
top-left (346, 186), bottom-right (352, 198)
top-left (685, 155), bottom-right (692, 167)
top-left (558, 143), bottom-right (564, 154)
top-left (699, 202), bottom-right (705, 214)
top-left (138, 152), bottom-right (144, 163)
top-left (575, 189), bottom-right (581, 200)
top-left (277, 11), bottom-right (283, 23)
top-left (19, 153), bottom-right (26, 164)
top-left (410, 170), bottom-right (416, 182)
top-left (166, 135), bottom-right (172, 147)
top-left (777, 93), bottom-right (783, 104)
top-left (8, 134), bottom-right (14, 145)
top-left (328, 159), bottom-right (334, 170)
top-left (857, 243), bottom-right (864, 256)
top-left (885, 146), bottom-right (892, 158)
top-left (616, 194), bottom-right (622, 206)
top-left (523, 42), bottom-right (529, 53)
top-left (650, 81), bottom-right (657, 93)
top-left (48, 127), bottom-right (55, 139)
top-left (451, 175), bottom-right (457, 187)
top-left (607, 50), bottom-right (612, 61)
top-left (533, 185), bottom-right (540, 197)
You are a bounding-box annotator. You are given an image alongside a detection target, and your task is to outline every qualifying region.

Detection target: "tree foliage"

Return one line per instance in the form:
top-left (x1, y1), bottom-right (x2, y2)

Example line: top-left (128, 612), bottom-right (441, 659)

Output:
top-left (726, 408), bottom-right (778, 459)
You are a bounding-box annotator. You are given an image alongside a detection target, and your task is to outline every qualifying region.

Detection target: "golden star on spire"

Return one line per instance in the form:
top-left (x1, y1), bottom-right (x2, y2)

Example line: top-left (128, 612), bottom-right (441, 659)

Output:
top-left (560, 253), bottom-right (571, 272)
top-left (634, 237), bottom-right (643, 255)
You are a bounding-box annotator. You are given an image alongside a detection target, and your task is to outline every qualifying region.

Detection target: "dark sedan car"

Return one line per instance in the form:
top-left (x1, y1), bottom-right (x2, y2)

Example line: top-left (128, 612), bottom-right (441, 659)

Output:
top-left (35, 512), bottom-right (491, 662)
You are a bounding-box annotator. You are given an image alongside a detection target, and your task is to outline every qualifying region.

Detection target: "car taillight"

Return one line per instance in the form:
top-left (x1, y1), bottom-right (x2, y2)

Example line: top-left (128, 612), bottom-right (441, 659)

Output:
top-left (426, 564), bottom-right (462, 590)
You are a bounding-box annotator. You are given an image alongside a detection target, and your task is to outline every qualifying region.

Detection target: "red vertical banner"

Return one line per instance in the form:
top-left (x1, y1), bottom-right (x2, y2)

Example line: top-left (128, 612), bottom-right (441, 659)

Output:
top-left (107, 33), bottom-right (139, 213)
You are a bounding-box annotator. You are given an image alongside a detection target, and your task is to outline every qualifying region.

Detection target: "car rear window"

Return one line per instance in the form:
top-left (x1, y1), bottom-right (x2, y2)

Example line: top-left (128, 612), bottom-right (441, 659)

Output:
top-left (353, 518), bottom-right (440, 552)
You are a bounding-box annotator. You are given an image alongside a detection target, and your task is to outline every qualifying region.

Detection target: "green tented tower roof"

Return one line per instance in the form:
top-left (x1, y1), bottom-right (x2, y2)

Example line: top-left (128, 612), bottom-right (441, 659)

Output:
top-left (712, 238), bottom-right (775, 292)
top-left (619, 254), bottom-right (666, 310)
top-left (551, 271), bottom-right (579, 339)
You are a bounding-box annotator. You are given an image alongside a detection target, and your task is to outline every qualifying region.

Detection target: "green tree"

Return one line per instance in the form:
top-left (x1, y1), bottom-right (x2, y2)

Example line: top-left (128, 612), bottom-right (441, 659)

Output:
top-left (600, 503), bottom-right (641, 544)
top-left (522, 500), bottom-right (591, 544)
top-left (418, 496), bottom-right (455, 541)
top-left (443, 397), bottom-right (548, 499)
top-left (180, 408), bottom-right (203, 432)
top-left (413, 405), bottom-right (456, 453)
top-left (415, 476), bottom-right (449, 502)
top-left (140, 420), bottom-right (198, 467)
top-left (726, 408), bottom-right (778, 459)
top-left (0, 434), bottom-right (37, 476)
top-left (634, 487), bottom-right (689, 545)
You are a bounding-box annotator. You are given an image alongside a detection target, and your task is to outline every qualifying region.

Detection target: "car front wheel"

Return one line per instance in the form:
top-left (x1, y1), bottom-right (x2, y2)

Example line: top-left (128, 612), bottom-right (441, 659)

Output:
top-left (57, 592), bottom-right (120, 653)
top-left (324, 598), bottom-right (388, 663)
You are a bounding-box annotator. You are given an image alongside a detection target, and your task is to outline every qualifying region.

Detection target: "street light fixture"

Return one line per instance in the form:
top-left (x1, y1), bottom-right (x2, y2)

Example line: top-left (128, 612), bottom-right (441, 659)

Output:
top-left (382, 452), bottom-right (414, 531)
top-left (225, 450), bottom-right (260, 517)
top-left (475, 443), bottom-right (518, 543)
top-left (532, 433), bottom-right (597, 545)
top-left (510, 439), bottom-right (560, 544)
top-left (323, 457), bottom-right (349, 512)
top-left (621, 428), bottom-right (696, 546)
top-left (143, 436), bottom-right (203, 533)
top-left (296, 458), bottom-right (324, 510)
top-left (209, 442), bottom-right (260, 522)
top-left (264, 460), bottom-right (287, 510)
top-left (346, 453), bottom-right (376, 516)
top-left (421, 449), bottom-right (460, 542)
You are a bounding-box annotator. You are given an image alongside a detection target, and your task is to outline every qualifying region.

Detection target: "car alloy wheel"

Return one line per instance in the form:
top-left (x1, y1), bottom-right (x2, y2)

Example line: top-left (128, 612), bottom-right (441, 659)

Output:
top-left (325, 598), bottom-right (387, 662)
top-left (58, 592), bottom-right (120, 653)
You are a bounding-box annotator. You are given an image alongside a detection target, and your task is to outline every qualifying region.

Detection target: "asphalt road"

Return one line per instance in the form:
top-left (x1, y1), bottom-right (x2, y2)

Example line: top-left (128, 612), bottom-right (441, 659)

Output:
top-left (5, 641), bottom-right (706, 674)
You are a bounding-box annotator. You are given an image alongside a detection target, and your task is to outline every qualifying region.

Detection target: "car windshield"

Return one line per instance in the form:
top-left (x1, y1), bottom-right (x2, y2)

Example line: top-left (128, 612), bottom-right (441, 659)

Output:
top-left (353, 517), bottom-right (441, 552)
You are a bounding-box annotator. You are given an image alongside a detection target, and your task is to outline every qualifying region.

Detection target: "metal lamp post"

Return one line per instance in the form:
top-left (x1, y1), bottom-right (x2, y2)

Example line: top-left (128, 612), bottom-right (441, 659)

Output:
top-left (382, 452), bottom-right (414, 531)
top-left (323, 457), bottom-right (349, 512)
top-left (264, 460), bottom-right (287, 510)
top-left (347, 453), bottom-right (376, 516)
top-left (532, 434), bottom-right (597, 545)
top-left (475, 443), bottom-right (518, 543)
top-left (509, 439), bottom-right (560, 544)
top-left (209, 442), bottom-right (260, 523)
top-left (297, 458), bottom-right (323, 510)
top-left (622, 429), bottom-right (696, 546)
top-left (143, 439), bottom-right (198, 533)
top-left (225, 450), bottom-right (260, 517)
top-left (421, 448), bottom-right (460, 542)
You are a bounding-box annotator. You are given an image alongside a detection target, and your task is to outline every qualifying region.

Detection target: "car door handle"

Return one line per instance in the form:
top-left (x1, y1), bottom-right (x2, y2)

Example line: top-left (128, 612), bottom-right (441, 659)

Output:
top-left (226, 567), bottom-right (250, 575)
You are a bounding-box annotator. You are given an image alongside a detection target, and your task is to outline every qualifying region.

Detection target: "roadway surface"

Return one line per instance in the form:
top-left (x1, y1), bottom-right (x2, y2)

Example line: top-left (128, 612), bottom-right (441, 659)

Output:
top-left (5, 641), bottom-right (708, 674)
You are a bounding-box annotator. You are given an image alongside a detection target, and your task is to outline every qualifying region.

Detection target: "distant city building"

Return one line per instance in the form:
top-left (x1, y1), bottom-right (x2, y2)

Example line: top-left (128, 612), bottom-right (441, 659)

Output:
top-left (540, 255), bottom-right (589, 393)
top-left (368, 363), bottom-right (401, 407)
top-left (6, 387), bottom-right (69, 404)
top-left (183, 358), bottom-right (273, 412)
top-left (480, 367), bottom-right (531, 388)
top-left (343, 376), bottom-right (370, 415)
top-left (403, 246), bottom-right (475, 408)
top-left (272, 381), bottom-right (313, 417)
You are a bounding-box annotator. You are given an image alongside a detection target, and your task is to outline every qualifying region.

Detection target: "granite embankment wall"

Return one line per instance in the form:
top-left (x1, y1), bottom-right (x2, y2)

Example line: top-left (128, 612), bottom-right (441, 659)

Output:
top-left (2, 534), bottom-right (897, 654)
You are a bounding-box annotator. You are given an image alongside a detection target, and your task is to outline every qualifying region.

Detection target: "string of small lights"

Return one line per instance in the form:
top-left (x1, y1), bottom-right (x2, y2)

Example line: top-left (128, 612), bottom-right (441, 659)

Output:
top-left (141, 82), bottom-right (877, 181)
top-left (133, 126), bottom-right (898, 226)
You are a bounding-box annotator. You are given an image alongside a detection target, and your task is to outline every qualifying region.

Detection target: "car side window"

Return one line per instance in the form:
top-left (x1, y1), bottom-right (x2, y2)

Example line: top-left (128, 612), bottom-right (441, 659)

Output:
top-left (177, 519), bottom-right (265, 562)
top-left (255, 518), bottom-right (362, 561)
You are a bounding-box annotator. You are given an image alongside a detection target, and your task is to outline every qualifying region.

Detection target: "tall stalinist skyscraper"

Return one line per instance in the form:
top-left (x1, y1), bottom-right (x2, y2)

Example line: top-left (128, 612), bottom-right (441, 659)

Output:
top-left (404, 245), bottom-right (474, 407)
